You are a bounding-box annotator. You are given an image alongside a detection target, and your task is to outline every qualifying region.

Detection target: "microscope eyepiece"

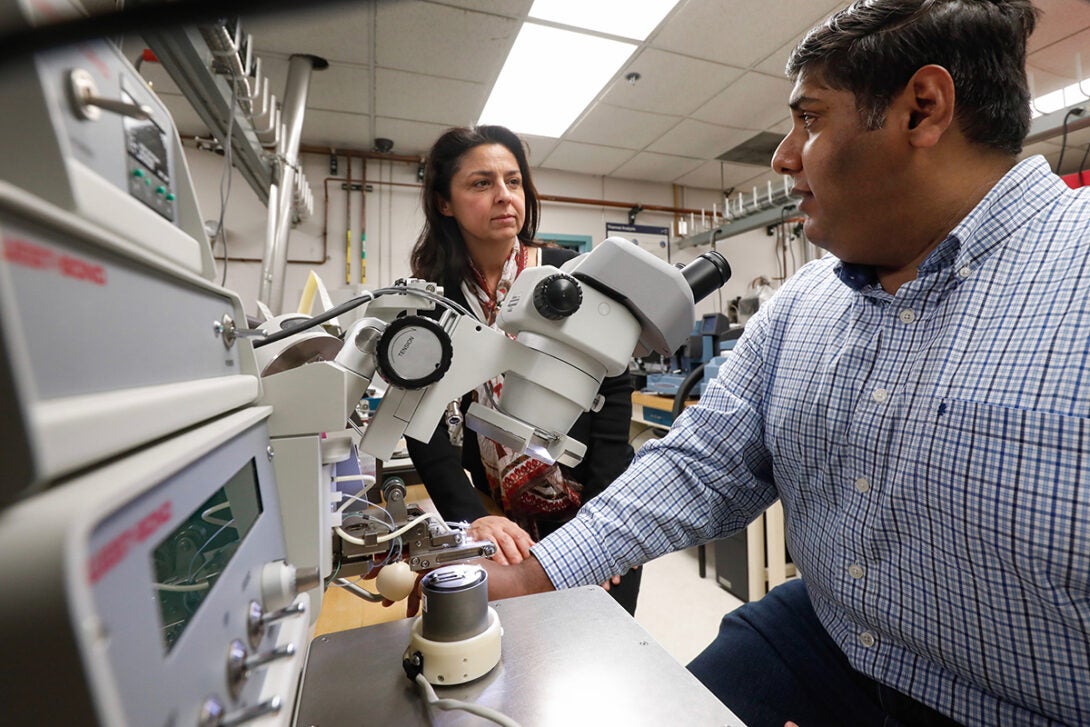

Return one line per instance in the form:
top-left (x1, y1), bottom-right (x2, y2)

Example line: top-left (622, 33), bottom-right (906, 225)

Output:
top-left (680, 251), bottom-right (731, 303)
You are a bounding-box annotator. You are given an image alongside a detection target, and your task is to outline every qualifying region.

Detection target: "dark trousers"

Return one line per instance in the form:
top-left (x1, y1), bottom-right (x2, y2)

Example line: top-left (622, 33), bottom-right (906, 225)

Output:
top-left (687, 579), bottom-right (962, 727)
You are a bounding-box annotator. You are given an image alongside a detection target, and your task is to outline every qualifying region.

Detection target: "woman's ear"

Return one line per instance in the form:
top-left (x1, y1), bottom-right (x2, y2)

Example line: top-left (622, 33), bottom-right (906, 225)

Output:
top-left (437, 194), bottom-right (453, 217)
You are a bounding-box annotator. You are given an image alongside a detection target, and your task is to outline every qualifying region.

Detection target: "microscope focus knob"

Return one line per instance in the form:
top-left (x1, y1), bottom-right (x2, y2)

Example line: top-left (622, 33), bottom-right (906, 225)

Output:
top-left (532, 273), bottom-right (582, 320)
top-left (375, 315), bottom-right (453, 389)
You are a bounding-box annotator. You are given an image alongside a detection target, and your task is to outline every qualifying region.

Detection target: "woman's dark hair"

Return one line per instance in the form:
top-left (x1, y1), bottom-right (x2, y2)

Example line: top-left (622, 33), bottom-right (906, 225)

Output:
top-left (410, 125), bottom-right (542, 284)
top-left (787, 0), bottom-right (1039, 155)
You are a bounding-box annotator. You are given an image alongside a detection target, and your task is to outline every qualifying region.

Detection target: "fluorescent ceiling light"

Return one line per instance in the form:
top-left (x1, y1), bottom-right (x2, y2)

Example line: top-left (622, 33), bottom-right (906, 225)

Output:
top-left (479, 23), bottom-right (636, 138)
top-left (529, 0), bottom-right (678, 41)
top-left (1030, 82), bottom-right (1090, 119)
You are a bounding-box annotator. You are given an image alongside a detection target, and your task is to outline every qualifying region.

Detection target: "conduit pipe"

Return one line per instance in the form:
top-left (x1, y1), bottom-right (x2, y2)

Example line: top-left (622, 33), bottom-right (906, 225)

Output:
top-left (258, 53), bottom-right (327, 313)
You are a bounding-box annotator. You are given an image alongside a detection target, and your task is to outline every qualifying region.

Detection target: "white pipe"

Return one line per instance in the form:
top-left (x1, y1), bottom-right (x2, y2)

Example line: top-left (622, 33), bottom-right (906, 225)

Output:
top-left (259, 54), bottom-right (328, 312)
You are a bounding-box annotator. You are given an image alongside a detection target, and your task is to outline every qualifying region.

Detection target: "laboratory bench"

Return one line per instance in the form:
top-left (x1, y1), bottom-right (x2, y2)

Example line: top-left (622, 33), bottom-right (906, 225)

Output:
top-left (309, 485), bottom-right (747, 726)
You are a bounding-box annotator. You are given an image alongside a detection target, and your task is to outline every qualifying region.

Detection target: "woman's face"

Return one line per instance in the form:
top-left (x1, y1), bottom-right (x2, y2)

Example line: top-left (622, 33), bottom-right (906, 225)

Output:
top-left (439, 143), bottom-right (525, 255)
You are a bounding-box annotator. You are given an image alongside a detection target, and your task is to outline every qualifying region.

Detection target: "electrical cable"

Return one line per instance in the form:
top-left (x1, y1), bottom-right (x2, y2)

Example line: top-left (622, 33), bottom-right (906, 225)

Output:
top-left (251, 285), bottom-right (472, 348)
top-left (186, 519), bottom-right (236, 582)
top-left (335, 512), bottom-right (434, 546)
top-left (200, 501), bottom-right (232, 526)
top-left (672, 363), bottom-right (706, 421)
top-left (414, 674), bottom-right (523, 727)
top-left (323, 556), bottom-right (342, 588)
top-left (210, 63), bottom-right (239, 286)
top-left (154, 580), bottom-right (212, 592)
top-left (332, 576), bottom-right (385, 602)
top-left (1055, 107), bottom-right (1087, 174)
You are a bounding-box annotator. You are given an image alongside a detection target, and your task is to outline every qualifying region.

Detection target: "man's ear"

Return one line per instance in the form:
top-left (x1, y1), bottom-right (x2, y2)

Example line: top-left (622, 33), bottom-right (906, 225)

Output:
top-left (901, 64), bottom-right (956, 148)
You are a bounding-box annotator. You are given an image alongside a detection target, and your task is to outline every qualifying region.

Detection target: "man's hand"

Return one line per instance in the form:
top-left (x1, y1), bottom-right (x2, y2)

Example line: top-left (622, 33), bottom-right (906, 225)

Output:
top-left (468, 515), bottom-right (534, 565)
top-left (479, 554), bottom-right (555, 601)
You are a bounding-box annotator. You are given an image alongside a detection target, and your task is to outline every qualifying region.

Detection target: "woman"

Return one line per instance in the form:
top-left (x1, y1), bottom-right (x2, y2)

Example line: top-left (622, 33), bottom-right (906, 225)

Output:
top-left (406, 125), bottom-right (640, 614)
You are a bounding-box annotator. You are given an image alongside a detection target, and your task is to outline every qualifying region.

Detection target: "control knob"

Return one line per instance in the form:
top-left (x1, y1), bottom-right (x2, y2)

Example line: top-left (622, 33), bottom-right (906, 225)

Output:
top-left (532, 273), bottom-right (582, 320)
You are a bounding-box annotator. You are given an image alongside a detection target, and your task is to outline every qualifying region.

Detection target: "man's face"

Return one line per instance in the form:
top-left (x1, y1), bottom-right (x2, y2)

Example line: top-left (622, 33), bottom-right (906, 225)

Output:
top-left (771, 71), bottom-right (908, 266)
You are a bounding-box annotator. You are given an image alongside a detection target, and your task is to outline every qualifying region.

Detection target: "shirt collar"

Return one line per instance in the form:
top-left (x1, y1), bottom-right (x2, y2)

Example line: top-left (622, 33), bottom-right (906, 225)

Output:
top-left (946, 155), bottom-right (1068, 277)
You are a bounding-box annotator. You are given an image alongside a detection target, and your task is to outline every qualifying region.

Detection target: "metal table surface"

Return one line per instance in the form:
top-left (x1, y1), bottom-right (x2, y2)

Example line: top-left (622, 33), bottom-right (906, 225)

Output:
top-left (294, 585), bottom-right (746, 726)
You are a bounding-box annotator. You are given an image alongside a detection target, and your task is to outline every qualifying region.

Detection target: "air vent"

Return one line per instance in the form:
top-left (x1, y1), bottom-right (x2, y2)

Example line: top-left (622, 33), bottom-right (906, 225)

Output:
top-left (716, 131), bottom-right (784, 167)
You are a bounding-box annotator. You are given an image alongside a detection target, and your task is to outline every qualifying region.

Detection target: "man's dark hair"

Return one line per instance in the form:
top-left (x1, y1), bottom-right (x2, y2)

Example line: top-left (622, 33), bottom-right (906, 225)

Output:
top-left (410, 125), bottom-right (541, 284)
top-left (787, 0), bottom-right (1039, 154)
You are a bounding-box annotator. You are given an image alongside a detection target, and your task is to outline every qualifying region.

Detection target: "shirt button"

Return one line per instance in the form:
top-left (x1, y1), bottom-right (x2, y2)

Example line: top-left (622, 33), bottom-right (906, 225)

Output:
top-left (859, 631), bottom-right (876, 648)
top-left (871, 388), bottom-right (889, 403)
top-left (958, 265), bottom-right (971, 279)
top-left (848, 564), bottom-right (865, 579)
top-left (898, 309), bottom-right (916, 324)
top-left (854, 477), bottom-right (871, 493)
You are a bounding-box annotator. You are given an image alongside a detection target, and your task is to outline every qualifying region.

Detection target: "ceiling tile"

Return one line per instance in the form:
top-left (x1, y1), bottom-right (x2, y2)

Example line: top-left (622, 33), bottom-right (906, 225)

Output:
top-left (376, 1), bottom-right (521, 83)
top-left (259, 58), bottom-right (371, 116)
top-left (600, 48), bottom-right (744, 116)
top-left (1029, 0), bottom-right (1090, 52)
top-left (372, 117), bottom-right (453, 156)
top-left (673, 160), bottom-right (767, 191)
top-left (375, 68), bottom-right (485, 127)
top-left (140, 61), bottom-right (181, 96)
top-left (648, 119), bottom-right (751, 159)
top-left (244, 6), bottom-right (372, 66)
top-left (610, 152), bottom-right (704, 183)
top-left (519, 134), bottom-right (562, 167)
top-left (671, 162), bottom-right (722, 190)
top-left (301, 109), bottom-right (374, 149)
top-left (567, 104), bottom-right (683, 150)
top-left (1028, 27), bottom-right (1090, 84)
top-left (693, 72), bottom-right (793, 130)
top-left (652, 0), bottom-right (845, 69)
top-left (429, 0), bottom-right (532, 17)
top-left (156, 92), bottom-right (211, 137)
top-left (540, 142), bottom-right (637, 176)
top-left (133, 0), bottom-right (1090, 190)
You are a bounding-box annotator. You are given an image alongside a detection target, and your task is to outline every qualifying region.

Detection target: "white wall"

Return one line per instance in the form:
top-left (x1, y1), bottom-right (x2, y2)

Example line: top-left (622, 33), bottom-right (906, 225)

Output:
top-left (184, 144), bottom-right (805, 322)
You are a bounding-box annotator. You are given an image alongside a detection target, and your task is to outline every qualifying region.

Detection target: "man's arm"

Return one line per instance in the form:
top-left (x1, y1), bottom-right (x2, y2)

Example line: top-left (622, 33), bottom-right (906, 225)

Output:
top-left (481, 554), bottom-right (555, 600)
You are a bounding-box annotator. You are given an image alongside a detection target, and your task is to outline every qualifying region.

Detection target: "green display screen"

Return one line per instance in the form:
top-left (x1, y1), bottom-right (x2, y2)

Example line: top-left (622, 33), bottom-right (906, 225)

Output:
top-left (152, 460), bottom-right (263, 652)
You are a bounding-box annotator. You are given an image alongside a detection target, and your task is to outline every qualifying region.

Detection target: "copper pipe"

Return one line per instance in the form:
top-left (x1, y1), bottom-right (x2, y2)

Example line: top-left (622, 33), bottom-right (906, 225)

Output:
top-left (539, 193), bottom-right (706, 217)
top-left (345, 154), bottom-right (352, 284)
top-left (359, 157), bottom-right (367, 284)
top-left (304, 145), bottom-right (708, 217)
top-left (299, 143), bottom-right (421, 165)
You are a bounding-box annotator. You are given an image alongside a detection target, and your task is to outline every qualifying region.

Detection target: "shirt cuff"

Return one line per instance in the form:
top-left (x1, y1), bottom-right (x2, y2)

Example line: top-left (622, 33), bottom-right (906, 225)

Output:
top-left (530, 510), bottom-right (619, 589)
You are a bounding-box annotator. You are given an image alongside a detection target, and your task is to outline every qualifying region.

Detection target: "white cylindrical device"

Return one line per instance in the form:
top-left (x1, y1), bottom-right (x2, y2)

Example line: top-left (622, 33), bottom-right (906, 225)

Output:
top-left (403, 565), bottom-right (502, 685)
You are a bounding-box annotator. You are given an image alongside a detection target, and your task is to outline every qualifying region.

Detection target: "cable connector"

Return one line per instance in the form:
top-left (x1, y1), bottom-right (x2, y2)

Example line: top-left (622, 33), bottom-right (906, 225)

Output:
top-left (402, 650), bottom-right (424, 681)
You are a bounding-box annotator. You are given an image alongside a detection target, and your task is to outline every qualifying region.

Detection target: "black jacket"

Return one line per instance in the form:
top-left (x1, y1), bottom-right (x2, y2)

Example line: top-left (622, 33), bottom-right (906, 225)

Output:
top-left (404, 247), bottom-right (636, 523)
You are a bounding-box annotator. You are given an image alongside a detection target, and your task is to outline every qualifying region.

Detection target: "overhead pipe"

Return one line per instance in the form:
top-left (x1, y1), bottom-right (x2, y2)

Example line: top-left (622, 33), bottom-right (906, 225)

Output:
top-left (258, 53), bottom-right (328, 313)
top-left (359, 159), bottom-right (367, 284)
top-left (344, 154), bottom-right (352, 284)
top-left (302, 143), bottom-right (712, 218)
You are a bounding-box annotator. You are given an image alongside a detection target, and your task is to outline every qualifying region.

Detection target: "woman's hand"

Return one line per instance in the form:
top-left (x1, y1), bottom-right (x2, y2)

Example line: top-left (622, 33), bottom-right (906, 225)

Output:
top-left (599, 565), bottom-right (640, 591)
top-left (468, 515), bottom-right (534, 565)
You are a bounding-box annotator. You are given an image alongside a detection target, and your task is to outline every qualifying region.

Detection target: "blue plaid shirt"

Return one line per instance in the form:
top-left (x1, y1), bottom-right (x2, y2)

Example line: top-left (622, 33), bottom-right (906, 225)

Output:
top-left (534, 156), bottom-right (1090, 726)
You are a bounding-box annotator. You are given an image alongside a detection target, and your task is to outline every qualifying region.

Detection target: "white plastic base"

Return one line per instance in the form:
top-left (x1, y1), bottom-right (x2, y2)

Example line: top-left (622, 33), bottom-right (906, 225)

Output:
top-left (406, 607), bottom-right (502, 685)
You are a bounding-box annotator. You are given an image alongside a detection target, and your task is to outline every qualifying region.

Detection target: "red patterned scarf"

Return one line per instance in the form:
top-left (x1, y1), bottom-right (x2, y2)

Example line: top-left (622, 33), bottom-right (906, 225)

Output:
top-left (459, 242), bottom-right (583, 539)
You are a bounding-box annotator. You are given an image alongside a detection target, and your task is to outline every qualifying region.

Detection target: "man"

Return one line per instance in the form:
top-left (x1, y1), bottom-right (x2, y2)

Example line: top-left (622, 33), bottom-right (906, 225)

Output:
top-left (484, 1), bottom-right (1090, 725)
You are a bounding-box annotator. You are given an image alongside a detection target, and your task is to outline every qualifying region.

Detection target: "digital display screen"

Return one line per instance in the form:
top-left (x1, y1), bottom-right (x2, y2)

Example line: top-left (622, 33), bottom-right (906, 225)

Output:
top-left (152, 460), bottom-right (263, 652)
top-left (122, 92), bottom-right (169, 182)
